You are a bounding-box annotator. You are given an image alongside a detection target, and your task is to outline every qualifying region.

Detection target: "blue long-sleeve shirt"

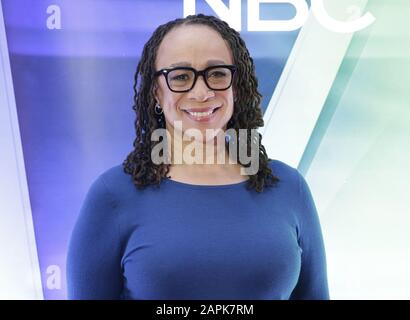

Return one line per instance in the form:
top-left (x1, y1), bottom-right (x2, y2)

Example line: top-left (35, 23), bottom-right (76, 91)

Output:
top-left (66, 159), bottom-right (329, 299)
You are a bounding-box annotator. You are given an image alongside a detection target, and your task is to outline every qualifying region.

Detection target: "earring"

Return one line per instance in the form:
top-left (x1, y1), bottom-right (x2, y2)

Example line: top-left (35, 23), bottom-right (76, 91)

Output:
top-left (154, 103), bottom-right (163, 115)
top-left (225, 134), bottom-right (231, 144)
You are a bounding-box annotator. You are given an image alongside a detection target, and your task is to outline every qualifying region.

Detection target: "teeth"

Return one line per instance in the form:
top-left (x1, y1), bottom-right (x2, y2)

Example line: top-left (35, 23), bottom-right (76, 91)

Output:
top-left (187, 109), bottom-right (214, 117)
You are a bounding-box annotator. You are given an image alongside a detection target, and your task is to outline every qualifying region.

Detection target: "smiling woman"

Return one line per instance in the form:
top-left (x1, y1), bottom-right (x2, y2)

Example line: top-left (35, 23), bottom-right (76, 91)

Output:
top-left (152, 23), bottom-right (241, 178)
top-left (66, 13), bottom-right (329, 300)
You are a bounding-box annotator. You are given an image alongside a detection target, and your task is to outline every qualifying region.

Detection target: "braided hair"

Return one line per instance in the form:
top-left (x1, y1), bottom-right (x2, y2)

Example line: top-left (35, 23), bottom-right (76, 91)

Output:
top-left (123, 14), bottom-right (279, 192)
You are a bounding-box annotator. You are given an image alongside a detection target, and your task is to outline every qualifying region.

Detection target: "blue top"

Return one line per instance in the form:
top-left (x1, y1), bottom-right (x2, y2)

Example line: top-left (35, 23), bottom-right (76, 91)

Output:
top-left (66, 159), bottom-right (329, 300)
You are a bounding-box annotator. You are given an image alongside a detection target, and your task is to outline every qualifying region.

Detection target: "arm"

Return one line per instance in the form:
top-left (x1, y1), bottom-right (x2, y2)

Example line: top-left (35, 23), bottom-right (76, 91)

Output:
top-left (66, 174), bottom-right (123, 299)
top-left (289, 170), bottom-right (330, 300)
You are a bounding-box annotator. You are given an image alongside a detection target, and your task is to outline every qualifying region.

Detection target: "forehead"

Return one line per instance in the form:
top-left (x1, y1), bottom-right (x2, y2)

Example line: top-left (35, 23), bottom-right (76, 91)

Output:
top-left (155, 24), bottom-right (233, 69)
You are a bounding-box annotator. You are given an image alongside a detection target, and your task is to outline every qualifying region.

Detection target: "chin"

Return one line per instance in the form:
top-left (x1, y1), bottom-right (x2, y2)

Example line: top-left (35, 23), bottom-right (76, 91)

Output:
top-left (184, 127), bottom-right (224, 142)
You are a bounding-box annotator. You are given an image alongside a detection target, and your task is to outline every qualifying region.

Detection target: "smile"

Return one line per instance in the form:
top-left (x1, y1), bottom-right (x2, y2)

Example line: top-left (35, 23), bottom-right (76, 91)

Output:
top-left (182, 105), bottom-right (222, 122)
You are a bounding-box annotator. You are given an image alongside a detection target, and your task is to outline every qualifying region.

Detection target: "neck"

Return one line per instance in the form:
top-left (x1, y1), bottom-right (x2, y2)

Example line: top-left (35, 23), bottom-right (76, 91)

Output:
top-left (167, 127), bottom-right (235, 167)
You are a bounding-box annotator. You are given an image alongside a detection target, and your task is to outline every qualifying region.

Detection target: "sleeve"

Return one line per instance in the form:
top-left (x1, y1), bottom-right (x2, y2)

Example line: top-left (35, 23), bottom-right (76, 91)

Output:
top-left (66, 174), bottom-right (123, 299)
top-left (289, 170), bottom-right (330, 300)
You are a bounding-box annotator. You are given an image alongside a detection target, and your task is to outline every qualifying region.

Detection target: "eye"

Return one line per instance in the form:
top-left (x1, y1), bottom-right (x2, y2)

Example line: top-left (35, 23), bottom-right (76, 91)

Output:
top-left (208, 70), bottom-right (228, 78)
top-left (171, 73), bottom-right (189, 81)
top-left (169, 70), bottom-right (193, 82)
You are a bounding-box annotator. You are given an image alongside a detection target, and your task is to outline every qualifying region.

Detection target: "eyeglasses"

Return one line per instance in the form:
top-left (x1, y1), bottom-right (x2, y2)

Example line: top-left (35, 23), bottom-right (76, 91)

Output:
top-left (154, 64), bottom-right (237, 93)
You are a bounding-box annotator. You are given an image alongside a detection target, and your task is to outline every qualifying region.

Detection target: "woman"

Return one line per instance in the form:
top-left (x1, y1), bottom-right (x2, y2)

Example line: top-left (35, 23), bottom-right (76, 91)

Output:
top-left (66, 13), bottom-right (329, 300)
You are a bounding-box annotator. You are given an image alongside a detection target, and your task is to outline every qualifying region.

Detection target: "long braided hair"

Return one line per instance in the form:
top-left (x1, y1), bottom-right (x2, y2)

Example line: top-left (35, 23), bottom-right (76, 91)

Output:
top-left (123, 14), bottom-right (279, 192)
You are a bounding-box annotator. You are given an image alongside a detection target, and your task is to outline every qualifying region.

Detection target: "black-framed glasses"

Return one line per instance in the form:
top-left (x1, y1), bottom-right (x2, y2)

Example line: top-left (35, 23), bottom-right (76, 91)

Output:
top-left (154, 64), bottom-right (237, 93)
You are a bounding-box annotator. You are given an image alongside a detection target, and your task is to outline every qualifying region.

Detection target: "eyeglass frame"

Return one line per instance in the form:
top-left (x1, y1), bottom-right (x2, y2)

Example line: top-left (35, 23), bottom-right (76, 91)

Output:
top-left (153, 64), bottom-right (237, 93)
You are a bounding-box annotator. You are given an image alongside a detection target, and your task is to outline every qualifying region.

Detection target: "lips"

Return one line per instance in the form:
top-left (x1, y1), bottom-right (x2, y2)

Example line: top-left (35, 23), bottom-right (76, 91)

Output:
top-left (181, 105), bottom-right (222, 122)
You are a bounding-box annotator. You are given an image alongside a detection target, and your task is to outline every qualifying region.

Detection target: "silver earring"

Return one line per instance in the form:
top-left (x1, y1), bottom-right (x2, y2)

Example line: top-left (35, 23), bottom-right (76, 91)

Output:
top-left (154, 103), bottom-right (163, 115)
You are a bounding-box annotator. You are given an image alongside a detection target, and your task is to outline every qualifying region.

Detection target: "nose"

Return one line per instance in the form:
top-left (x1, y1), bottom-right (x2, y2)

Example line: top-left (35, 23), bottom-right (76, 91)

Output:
top-left (187, 75), bottom-right (215, 101)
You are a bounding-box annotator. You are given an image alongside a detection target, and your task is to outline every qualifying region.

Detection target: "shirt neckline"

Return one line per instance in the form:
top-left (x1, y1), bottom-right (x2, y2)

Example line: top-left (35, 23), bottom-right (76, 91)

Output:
top-left (164, 177), bottom-right (250, 190)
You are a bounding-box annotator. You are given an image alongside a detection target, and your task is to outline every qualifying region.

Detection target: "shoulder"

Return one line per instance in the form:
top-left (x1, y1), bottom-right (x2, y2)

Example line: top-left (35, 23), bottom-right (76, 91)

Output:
top-left (72, 166), bottom-right (128, 231)
top-left (268, 159), bottom-right (318, 218)
top-left (267, 158), bottom-right (301, 186)
top-left (268, 158), bottom-right (297, 175)
top-left (98, 164), bottom-right (129, 185)
top-left (79, 164), bottom-right (131, 207)
top-left (266, 158), bottom-right (312, 202)
top-left (90, 164), bottom-right (136, 201)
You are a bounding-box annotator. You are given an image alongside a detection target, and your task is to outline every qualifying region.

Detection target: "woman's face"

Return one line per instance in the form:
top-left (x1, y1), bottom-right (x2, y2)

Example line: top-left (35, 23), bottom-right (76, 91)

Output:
top-left (154, 24), bottom-right (235, 143)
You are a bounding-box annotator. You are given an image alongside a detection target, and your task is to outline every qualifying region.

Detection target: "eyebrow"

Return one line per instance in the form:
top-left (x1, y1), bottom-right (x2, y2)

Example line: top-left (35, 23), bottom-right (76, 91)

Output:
top-left (169, 59), bottom-right (227, 68)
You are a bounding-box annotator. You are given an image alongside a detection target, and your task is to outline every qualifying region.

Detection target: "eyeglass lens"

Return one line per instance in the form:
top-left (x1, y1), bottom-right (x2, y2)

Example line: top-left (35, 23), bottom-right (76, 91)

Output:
top-left (167, 67), bottom-right (232, 91)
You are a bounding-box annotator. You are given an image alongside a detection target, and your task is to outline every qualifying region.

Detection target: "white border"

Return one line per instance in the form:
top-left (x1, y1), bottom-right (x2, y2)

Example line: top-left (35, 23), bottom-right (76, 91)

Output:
top-left (0, 2), bottom-right (43, 299)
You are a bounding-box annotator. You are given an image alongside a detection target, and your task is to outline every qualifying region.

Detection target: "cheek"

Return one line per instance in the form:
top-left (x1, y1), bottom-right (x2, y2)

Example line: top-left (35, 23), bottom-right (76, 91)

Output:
top-left (223, 93), bottom-right (235, 114)
top-left (162, 96), bottom-right (182, 117)
top-left (156, 81), bottom-right (178, 109)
